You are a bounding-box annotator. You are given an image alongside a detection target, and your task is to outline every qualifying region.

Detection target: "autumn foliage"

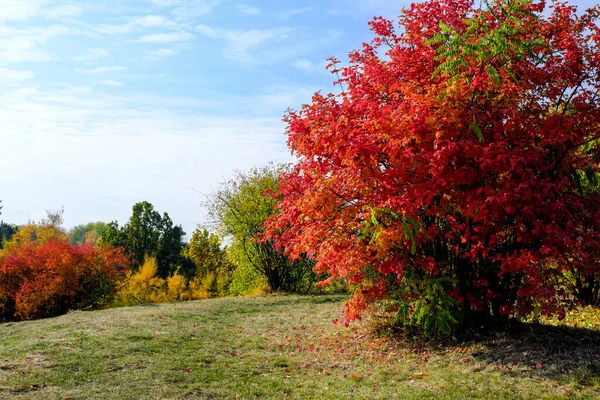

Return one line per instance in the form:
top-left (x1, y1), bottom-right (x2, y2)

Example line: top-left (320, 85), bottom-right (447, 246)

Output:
top-left (0, 240), bottom-right (130, 321)
top-left (266, 0), bottom-right (600, 333)
top-left (114, 256), bottom-right (212, 306)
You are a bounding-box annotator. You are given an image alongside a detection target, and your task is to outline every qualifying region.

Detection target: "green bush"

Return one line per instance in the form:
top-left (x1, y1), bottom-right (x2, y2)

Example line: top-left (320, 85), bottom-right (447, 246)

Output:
top-left (228, 263), bottom-right (268, 296)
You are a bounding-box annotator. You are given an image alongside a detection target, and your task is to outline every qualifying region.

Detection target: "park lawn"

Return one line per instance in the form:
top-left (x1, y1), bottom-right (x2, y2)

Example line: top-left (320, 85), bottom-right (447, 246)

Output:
top-left (0, 294), bottom-right (598, 399)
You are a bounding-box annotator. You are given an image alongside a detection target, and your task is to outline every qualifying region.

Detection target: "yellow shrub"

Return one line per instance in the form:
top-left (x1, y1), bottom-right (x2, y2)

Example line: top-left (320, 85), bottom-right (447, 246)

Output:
top-left (167, 271), bottom-right (187, 302)
top-left (115, 258), bottom-right (215, 306)
top-left (186, 277), bottom-right (209, 301)
top-left (116, 257), bottom-right (166, 306)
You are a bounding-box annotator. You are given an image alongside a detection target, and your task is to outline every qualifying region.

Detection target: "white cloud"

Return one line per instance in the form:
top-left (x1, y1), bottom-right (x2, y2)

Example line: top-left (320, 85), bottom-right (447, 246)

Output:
top-left (340, 0), bottom-right (402, 17)
top-left (237, 4), bottom-right (260, 15)
top-left (132, 15), bottom-right (166, 27)
top-left (195, 24), bottom-right (342, 66)
top-left (96, 80), bottom-right (124, 87)
top-left (0, 25), bottom-right (77, 64)
top-left (293, 58), bottom-right (315, 72)
top-left (75, 66), bottom-right (127, 74)
top-left (278, 7), bottom-right (313, 20)
top-left (0, 0), bottom-right (48, 21)
top-left (196, 24), bottom-right (293, 64)
top-left (171, 0), bottom-right (221, 21)
top-left (74, 48), bottom-right (109, 62)
top-left (0, 0), bottom-right (85, 21)
top-left (256, 84), bottom-right (318, 112)
top-left (95, 15), bottom-right (170, 35)
top-left (0, 86), bottom-right (291, 235)
top-left (0, 68), bottom-right (34, 85)
top-left (136, 32), bottom-right (195, 43)
top-left (47, 4), bottom-right (84, 18)
top-left (147, 0), bottom-right (222, 20)
top-left (148, 48), bottom-right (178, 58)
top-left (259, 29), bottom-right (343, 65)
top-left (148, 0), bottom-right (181, 5)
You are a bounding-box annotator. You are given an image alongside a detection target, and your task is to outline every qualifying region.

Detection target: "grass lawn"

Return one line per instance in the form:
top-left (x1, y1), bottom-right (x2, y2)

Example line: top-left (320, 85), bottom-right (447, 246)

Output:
top-left (0, 294), bottom-right (599, 399)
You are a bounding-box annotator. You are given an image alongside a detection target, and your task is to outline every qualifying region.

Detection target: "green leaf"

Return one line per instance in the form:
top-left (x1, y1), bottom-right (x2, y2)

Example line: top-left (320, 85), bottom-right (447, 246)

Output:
top-left (439, 21), bottom-right (453, 35)
top-left (370, 209), bottom-right (379, 226)
top-left (486, 64), bottom-right (502, 86)
top-left (470, 115), bottom-right (485, 143)
top-left (585, 166), bottom-right (598, 186)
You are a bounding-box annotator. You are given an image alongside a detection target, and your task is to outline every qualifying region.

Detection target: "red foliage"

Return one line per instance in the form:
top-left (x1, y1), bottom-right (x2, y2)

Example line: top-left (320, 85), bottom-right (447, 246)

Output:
top-left (266, 0), bottom-right (600, 326)
top-left (0, 240), bottom-right (131, 321)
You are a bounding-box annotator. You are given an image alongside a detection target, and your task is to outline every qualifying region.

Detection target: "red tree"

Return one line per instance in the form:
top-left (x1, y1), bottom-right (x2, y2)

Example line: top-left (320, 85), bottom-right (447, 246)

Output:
top-left (266, 0), bottom-right (600, 333)
top-left (0, 240), bottom-right (130, 321)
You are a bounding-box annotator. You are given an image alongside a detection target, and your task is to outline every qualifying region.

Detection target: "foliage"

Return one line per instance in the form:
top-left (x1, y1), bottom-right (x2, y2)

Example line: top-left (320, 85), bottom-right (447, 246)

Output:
top-left (393, 275), bottom-right (459, 336)
top-left (114, 257), bottom-right (210, 306)
top-left (183, 226), bottom-right (232, 278)
top-left (227, 265), bottom-right (268, 296)
top-left (2, 209), bottom-right (68, 251)
top-left (199, 272), bottom-right (229, 298)
top-left (115, 257), bottom-right (167, 306)
top-left (69, 222), bottom-right (109, 245)
top-left (562, 269), bottom-right (600, 306)
top-left (101, 201), bottom-right (187, 278)
top-left (166, 271), bottom-right (188, 302)
top-left (266, 0), bottom-right (600, 334)
top-left (0, 222), bottom-right (17, 250)
top-left (0, 200), bottom-right (18, 250)
top-left (537, 304), bottom-right (600, 331)
top-left (0, 240), bottom-right (130, 321)
top-left (226, 242), bottom-right (269, 296)
top-left (207, 165), bottom-right (316, 293)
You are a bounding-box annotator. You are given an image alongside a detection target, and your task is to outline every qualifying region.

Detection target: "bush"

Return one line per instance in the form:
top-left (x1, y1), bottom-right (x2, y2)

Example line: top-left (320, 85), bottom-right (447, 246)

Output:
top-left (184, 226), bottom-right (231, 279)
top-left (266, 0), bottom-right (600, 334)
top-left (115, 257), bottom-right (167, 306)
top-left (0, 240), bottom-right (130, 321)
top-left (166, 271), bottom-right (187, 302)
top-left (228, 262), bottom-right (268, 296)
top-left (114, 257), bottom-right (218, 306)
top-left (208, 165), bottom-right (317, 293)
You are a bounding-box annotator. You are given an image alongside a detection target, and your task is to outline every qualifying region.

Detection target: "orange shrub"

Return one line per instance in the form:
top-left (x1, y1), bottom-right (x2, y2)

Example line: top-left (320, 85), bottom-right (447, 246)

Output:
top-left (0, 239), bottom-right (131, 321)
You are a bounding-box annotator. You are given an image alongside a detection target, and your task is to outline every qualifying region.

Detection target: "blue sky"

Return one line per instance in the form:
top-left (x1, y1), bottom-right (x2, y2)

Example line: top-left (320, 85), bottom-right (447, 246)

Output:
top-left (0, 0), bottom-right (596, 237)
top-left (0, 0), bottom-right (403, 236)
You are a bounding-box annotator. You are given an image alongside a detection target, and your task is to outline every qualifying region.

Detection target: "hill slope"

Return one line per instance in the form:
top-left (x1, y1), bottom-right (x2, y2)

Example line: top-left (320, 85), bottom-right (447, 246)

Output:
top-left (0, 295), bottom-right (598, 399)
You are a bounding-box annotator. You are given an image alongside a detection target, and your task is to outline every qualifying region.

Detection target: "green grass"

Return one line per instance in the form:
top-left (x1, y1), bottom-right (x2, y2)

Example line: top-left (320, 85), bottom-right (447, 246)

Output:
top-left (0, 294), bottom-right (599, 399)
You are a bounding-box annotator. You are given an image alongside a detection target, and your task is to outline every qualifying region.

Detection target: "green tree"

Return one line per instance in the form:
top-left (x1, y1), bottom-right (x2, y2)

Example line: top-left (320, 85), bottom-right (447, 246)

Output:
top-left (207, 165), bottom-right (315, 293)
top-left (0, 223), bottom-right (17, 250)
top-left (0, 201), bottom-right (17, 250)
top-left (69, 222), bottom-right (109, 245)
top-left (101, 201), bottom-right (186, 278)
top-left (184, 226), bottom-right (231, 277)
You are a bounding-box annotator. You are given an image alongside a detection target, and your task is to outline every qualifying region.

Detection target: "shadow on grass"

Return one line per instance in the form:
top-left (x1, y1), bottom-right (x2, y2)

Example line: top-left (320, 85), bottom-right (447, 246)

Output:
top-left (472, 322), bottom-right (600, 377)
top-left (391, 321), bottom-right (600, 386)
